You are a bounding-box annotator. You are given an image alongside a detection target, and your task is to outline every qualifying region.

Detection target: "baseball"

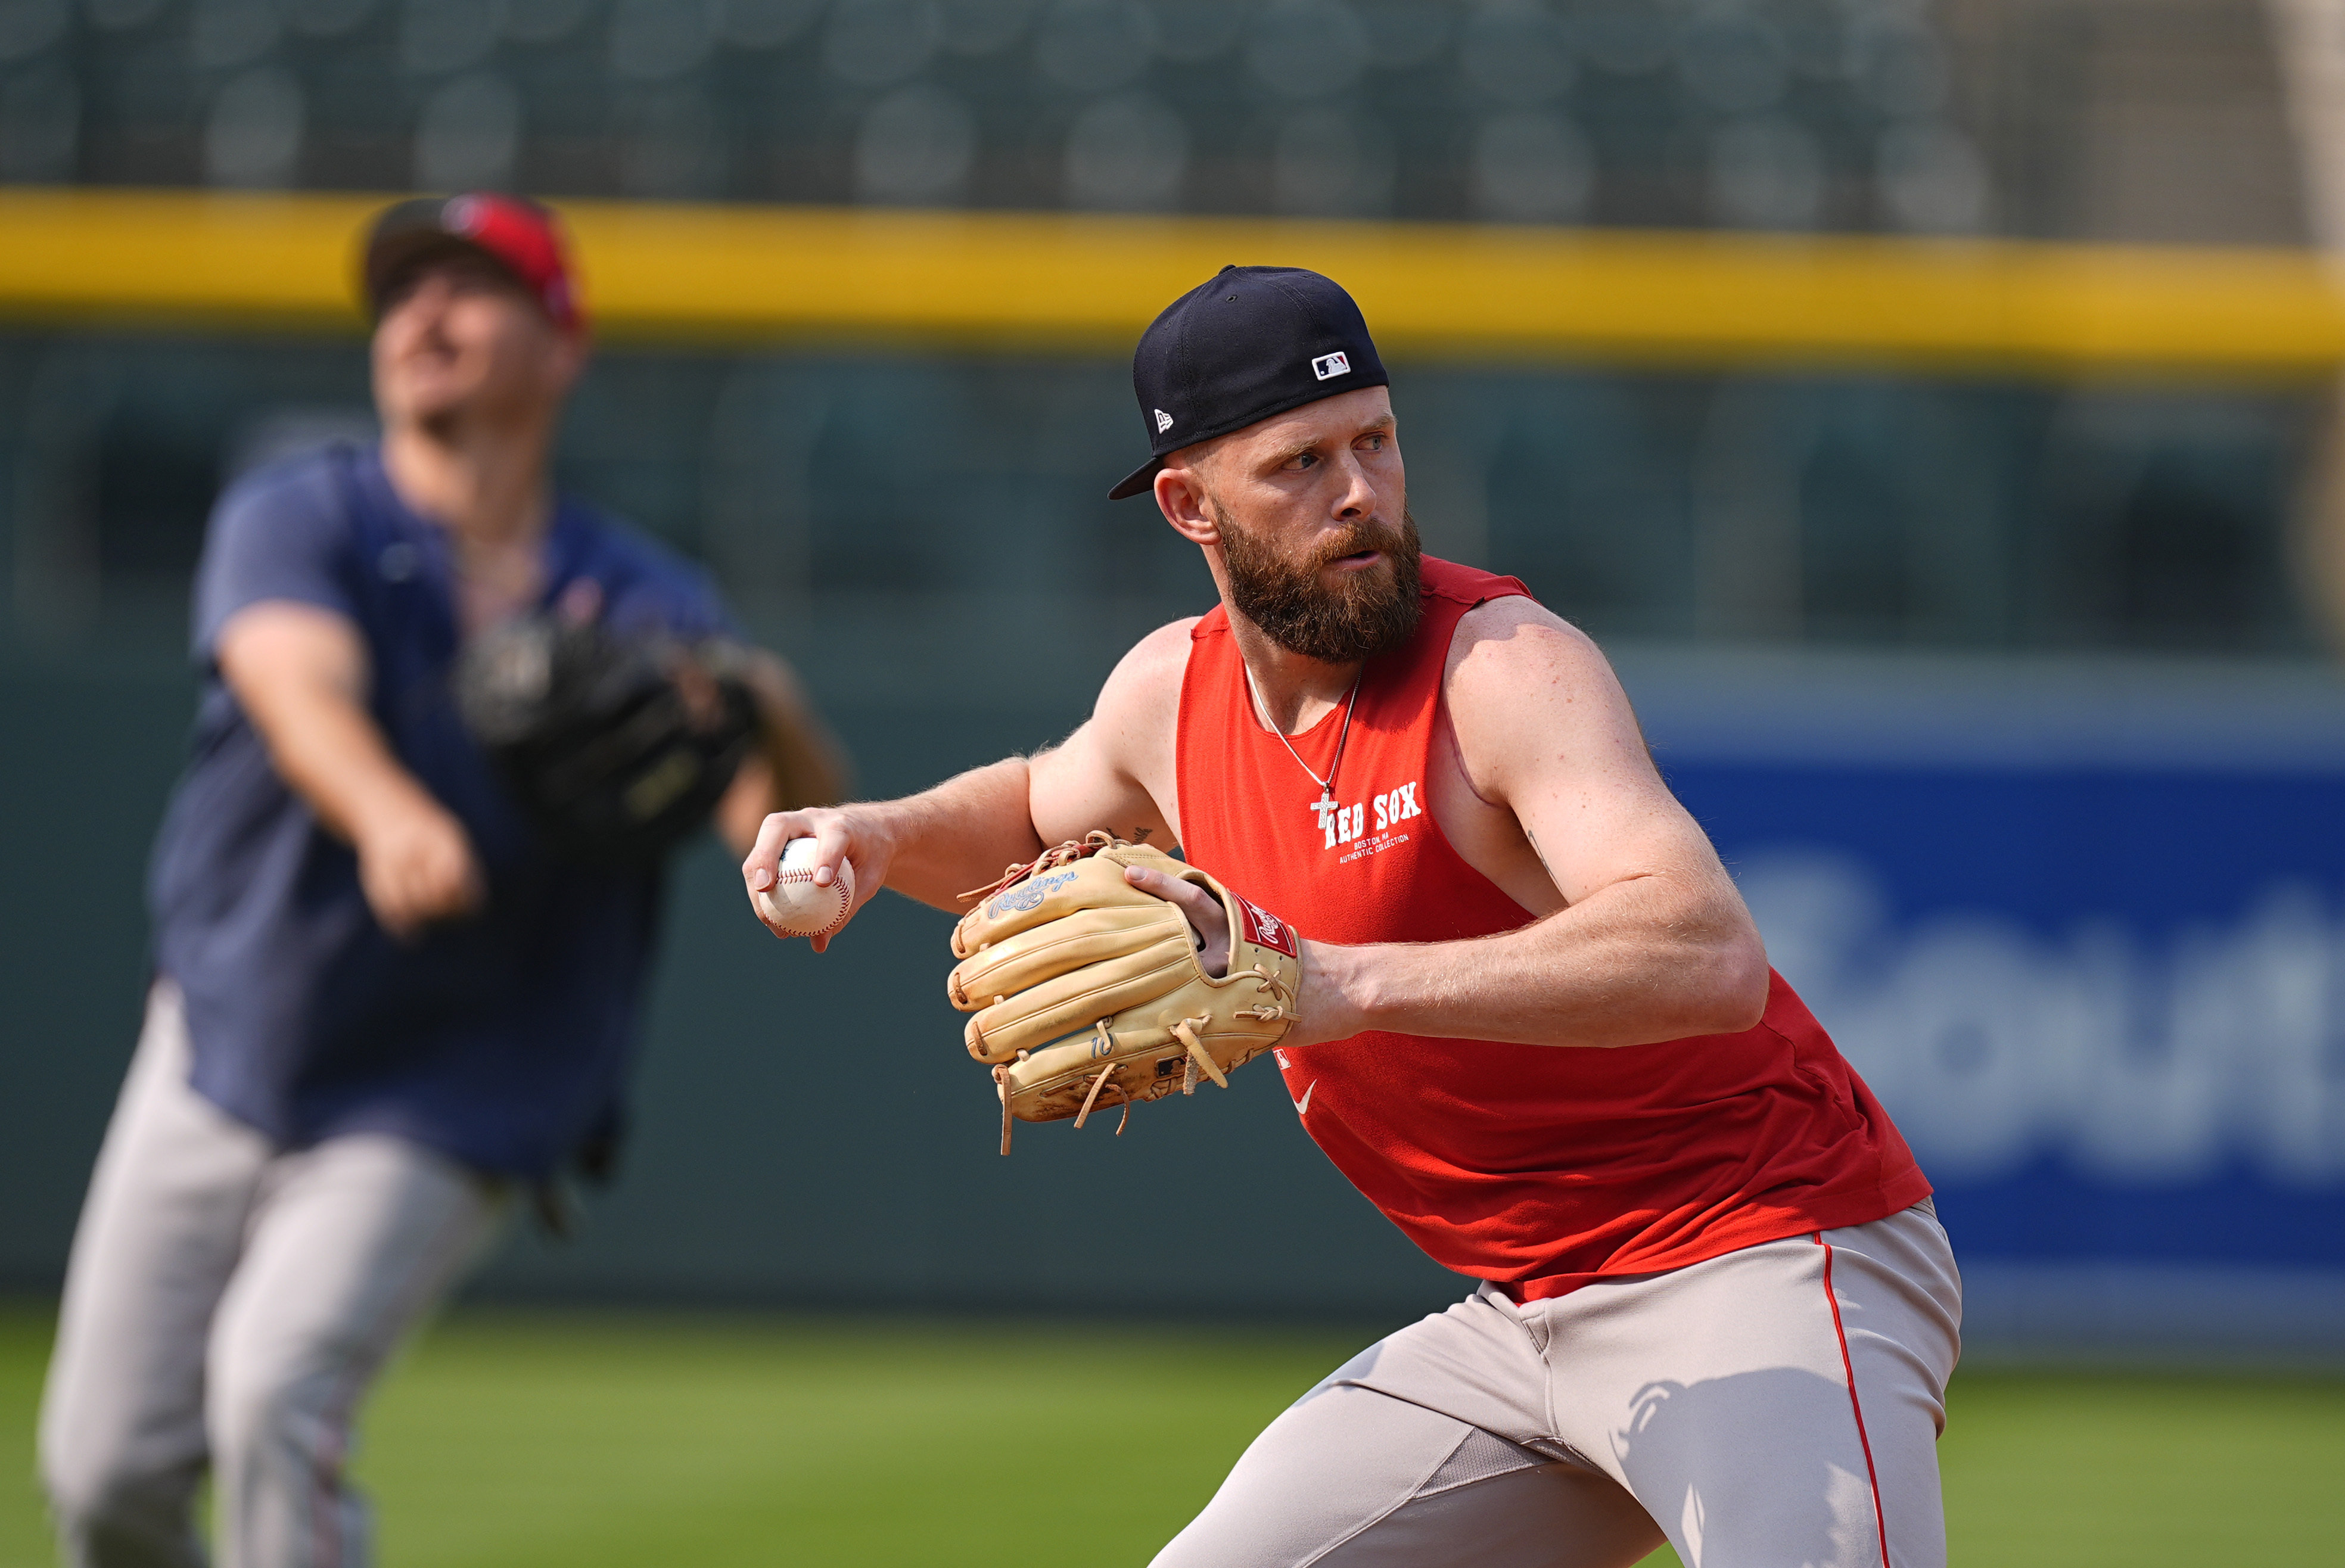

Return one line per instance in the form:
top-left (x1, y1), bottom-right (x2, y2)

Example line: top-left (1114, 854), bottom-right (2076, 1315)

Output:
top-left (754, 838), bottom-right (854, 939)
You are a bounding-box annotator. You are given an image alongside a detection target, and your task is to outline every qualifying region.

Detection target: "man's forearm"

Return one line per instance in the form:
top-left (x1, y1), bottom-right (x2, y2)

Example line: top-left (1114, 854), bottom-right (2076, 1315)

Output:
top-left (861, 757), bottom-right (1049, 911)
top-left (1308, 877), bottom-right (1769, 1050)
top-left (219, 604), bottom-right (446, 847)
top-left (219, 603), bottom-right (481, 934)
top-left (256, 685), bottom-right (444, 846)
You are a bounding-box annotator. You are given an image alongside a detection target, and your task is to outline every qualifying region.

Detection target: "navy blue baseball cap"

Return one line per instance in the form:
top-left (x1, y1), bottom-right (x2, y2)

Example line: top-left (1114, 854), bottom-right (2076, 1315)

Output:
top-left (1108, 265), bottom-right (1390, 500)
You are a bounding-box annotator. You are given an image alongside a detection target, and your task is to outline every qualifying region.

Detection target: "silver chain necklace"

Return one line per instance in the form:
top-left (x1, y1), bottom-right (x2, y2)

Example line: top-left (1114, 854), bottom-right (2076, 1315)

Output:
top-left (1244, 662), bottom-right (1363, 811)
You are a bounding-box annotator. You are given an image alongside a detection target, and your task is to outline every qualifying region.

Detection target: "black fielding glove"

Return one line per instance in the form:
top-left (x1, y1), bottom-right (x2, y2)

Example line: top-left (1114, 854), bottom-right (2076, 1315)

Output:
top-left (456, 612), bottom-right (758, 866)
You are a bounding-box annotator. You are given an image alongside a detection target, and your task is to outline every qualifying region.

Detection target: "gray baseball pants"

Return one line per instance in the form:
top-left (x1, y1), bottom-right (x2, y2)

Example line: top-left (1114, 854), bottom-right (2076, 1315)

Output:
top-left (1153, 1203), bottom-right (1960, 1568)
top-left (39, 982), bottom-right (508, 1568)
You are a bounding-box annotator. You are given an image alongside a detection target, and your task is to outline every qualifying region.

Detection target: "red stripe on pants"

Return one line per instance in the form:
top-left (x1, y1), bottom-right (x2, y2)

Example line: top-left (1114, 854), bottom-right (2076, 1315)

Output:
top-left (1815, 1231), bottom-right (1893, 1566)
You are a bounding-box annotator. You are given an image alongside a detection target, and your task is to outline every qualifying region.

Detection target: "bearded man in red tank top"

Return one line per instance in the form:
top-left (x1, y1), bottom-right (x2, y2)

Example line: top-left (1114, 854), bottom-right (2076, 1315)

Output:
top-left (744, 268), bottom-right (1960, 1568)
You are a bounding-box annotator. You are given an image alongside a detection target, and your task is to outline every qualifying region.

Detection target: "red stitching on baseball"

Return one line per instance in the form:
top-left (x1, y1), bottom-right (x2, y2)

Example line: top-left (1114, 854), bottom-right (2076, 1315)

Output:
top-left (768, 863), bottom-right (850, 936)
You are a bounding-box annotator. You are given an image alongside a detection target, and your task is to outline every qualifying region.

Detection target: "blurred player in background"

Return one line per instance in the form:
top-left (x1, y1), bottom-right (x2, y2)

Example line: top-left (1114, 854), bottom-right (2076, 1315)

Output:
top-left (745, 268), bottom-right (1958, 1567)
top-left (38, 194), bottom-right (844, 1568)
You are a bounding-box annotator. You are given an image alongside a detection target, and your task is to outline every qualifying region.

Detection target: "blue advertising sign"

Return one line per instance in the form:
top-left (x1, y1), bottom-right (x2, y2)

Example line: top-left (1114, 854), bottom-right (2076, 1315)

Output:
top-left (1624, 651), bottom-right (2345, 1352)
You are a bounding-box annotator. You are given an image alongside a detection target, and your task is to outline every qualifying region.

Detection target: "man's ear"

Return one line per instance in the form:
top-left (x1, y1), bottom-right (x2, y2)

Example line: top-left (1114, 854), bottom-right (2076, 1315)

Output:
top-left (548, 328), bottom-right (591, 395)
top-left (1155, 461), bottom-right (1218, 546)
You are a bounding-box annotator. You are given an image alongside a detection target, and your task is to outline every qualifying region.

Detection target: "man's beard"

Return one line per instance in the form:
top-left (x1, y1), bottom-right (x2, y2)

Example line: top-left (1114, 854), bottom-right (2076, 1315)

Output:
top-left (1218, 505), bottom-right (1424, 664)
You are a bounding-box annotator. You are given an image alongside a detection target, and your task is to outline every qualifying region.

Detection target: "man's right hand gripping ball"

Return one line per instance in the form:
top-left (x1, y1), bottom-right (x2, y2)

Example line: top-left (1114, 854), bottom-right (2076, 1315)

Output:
top-left (947, 834), bottom-right (1302, 1153)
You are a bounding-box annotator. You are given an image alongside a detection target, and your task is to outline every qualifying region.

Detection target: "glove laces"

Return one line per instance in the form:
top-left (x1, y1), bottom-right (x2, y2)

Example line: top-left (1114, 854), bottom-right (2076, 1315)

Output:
top-left (962, 830), bottom-right (1121, 903)
top-left (976, 832), bottom-right (1298, 1153)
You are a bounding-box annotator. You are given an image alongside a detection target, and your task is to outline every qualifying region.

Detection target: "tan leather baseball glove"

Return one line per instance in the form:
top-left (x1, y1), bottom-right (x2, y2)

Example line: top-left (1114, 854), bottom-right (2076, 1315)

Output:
top-left (948, 832), bottom-right (1302, 1153)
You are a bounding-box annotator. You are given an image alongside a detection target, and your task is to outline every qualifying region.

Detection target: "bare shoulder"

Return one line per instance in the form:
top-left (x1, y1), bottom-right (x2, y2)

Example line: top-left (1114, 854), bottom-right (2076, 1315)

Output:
top-left (1031, 616), bottom-right (1198, 846)
top-left (1444, 595), bottom-right (1622, 702)
top-left (1442, 595), bottom-right (1651, 797)
top-left (1092, 615), bottom-right (1201, 732)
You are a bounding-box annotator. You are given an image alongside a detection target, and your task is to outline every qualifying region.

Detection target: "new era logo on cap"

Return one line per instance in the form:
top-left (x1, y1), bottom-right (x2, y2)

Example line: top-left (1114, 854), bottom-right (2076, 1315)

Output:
top-left (1311, 351), bottom-right (1352, 381)
top-left (1155, 408), bottom-right (1174, 433)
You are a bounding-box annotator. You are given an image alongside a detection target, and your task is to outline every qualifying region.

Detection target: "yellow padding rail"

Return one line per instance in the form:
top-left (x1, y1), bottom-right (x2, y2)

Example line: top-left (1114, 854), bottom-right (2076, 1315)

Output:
top-left (1, 187), bottom-right (2342, 377)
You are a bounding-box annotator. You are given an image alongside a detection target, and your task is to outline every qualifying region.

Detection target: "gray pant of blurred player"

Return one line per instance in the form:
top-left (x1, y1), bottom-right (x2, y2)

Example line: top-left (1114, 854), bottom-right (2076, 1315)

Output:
top-left (39, 983), bottom-right (508, 1568)
top-left (1153, 1203), bottom-right (1960, 1568)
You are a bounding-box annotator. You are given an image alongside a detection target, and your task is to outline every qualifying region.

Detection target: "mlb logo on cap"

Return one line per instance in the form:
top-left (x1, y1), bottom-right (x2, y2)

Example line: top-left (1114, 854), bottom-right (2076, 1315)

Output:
top-left (1311, 351), bottom-right (1352, 381)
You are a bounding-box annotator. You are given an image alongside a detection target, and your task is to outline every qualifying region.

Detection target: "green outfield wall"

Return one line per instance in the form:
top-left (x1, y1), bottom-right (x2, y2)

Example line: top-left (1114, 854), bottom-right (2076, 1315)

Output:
top-left (0, 659), bottom-right (1463, 1320)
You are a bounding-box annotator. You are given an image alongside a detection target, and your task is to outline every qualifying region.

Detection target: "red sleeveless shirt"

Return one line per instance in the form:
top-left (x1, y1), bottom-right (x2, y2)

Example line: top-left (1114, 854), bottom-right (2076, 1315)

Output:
top-left (1174, 557), bottom-right (1930, 1301)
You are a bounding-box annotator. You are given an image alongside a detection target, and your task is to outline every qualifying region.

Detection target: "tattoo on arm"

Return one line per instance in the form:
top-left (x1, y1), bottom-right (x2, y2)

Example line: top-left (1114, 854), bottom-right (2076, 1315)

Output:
top-left (1134, 826), bottom-right (1153, 842)
top-left (1526, 827), bottom-right (1559, 881)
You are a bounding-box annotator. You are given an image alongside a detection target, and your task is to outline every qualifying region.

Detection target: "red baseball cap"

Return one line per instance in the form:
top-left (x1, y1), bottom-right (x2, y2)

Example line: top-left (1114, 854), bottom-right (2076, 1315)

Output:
top-left (361, 193), bottom-right (586, 333)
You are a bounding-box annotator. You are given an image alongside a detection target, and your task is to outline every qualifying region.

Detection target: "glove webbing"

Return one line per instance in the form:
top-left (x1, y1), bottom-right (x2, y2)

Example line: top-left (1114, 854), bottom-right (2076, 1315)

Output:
top-left (988, 1010), bottom-right (1233, 1156)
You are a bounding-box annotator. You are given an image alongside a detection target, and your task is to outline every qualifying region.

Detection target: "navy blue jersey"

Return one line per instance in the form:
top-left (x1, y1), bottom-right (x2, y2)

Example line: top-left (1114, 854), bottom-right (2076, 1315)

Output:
top-left (148, 443), bottom-right (735, 1177)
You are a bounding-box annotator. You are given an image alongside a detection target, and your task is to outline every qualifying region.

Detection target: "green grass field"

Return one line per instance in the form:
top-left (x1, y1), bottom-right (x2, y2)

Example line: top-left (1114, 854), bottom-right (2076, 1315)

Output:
top-left (0, 1303), bottom-right (2336, 1566)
